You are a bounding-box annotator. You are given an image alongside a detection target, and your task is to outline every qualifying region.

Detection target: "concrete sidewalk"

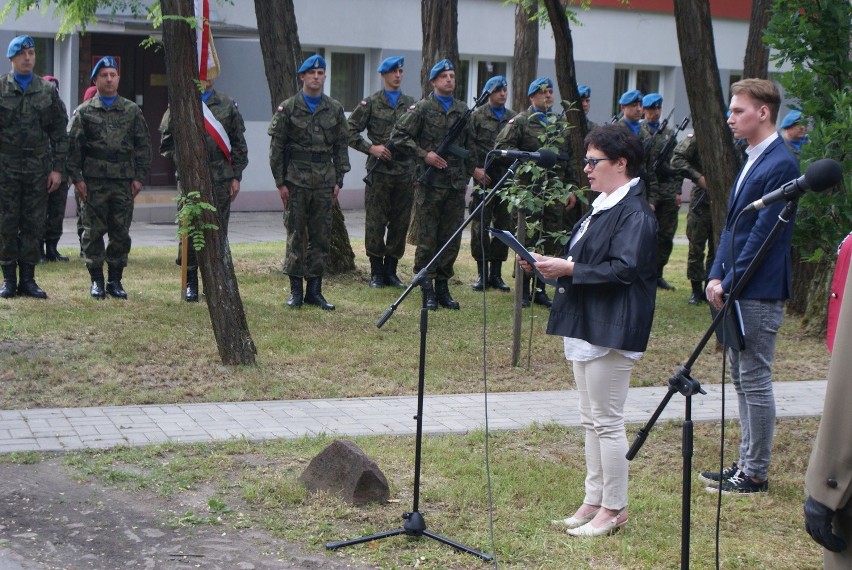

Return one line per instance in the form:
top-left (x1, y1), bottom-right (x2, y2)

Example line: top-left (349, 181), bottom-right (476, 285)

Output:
top-left (0, 381), bottom-right (825, 453)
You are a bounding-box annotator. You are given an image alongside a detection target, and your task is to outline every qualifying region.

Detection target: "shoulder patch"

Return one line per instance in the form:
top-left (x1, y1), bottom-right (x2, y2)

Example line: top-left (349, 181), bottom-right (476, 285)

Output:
top-left (508, 118), bottom-right (515, 124)
top-left (687, 133), bottom-right (694, 138)
top-left (276, 105), bottom-right (284, 113)
top-left (408, 105), bottom-right (416, 111)
top-left (360, 100), bottom-right (367, 107)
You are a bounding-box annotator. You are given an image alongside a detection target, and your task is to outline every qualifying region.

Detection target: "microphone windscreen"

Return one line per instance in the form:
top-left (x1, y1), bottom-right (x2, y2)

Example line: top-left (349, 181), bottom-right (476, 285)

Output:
top-left (804, 159), bottom-right (842, 193)
top-left (537, 149), bottom-right (558, 169)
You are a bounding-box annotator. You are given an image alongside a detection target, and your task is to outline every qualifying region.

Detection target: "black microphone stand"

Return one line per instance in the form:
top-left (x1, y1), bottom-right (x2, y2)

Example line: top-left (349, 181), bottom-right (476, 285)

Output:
top-left (325, 157), bottom-right (522, 561)
top-left (626, 201), bottom-right (797, 570)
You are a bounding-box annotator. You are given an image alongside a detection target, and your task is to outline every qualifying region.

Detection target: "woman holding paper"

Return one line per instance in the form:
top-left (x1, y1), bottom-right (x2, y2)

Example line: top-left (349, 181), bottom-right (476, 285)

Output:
top-left (519, 124), bottom-right (658, 537)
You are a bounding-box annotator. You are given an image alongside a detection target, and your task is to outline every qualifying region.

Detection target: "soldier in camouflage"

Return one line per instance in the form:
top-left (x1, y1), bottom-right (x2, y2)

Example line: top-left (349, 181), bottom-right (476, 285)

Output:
top-left (0, 35), bottom-right (69, 300)
top-left (347, 56), bottom-right (415, 289)
top-left (389, 59), bottom-right (485, 311)
top-left (494, 76), bottom-right (578, 308)
top-left (469, 75), bottom-right (516, 292)
top-left (160, 76), bottom-right (248, 302)
top-left (39, 75), bottom-right (71, 263)
top-left (578, 84), bottom-right (597, 130)
top-left (269, 54), bottom-right (350, 311)
top-left (640, 93), bottom-right (682, 291)
top-left (68, 56), bottom-right (152, 300)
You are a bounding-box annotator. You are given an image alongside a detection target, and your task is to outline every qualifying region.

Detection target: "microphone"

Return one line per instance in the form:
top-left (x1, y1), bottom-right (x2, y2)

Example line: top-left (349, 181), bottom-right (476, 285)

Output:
top-left (743, 158), bottom-right (842, 212)
top-left (493, 148), bottom-right (558, 168)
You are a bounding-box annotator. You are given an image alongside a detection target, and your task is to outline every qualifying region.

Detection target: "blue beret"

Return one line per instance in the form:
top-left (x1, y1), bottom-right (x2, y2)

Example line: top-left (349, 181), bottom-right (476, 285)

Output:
top-left (298, 54), bottom-right (326, 74)
top-left (780, 109), bottom-right (803, 129)
top-left (429, 59), bottom-right (454, 81)
top-left (619, 89), bottom-right (643, 106)
top-left (578, 84), bottom-right (591, 99)
top-left (7, 35), bottom-right (35, 59)
top-left (483, 75), bottom-right (507, 93)
top-left (528, 76), bottom-right (554, 96)
top-left (377, 56), bottom-right (404, 74)
top-left (642, 93), bottom-right (663, 108)
top-left (91, 56), bottom-right (119, 81)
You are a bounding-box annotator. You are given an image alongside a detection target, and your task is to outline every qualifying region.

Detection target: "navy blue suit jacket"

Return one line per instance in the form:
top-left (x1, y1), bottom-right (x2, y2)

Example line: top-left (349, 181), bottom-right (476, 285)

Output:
top-left (709, 136), bottom-right (800, 300)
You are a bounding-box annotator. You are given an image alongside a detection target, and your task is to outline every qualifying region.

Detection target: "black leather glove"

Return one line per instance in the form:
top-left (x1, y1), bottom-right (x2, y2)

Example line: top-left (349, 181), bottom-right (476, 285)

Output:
top-left (804, 496), bottom-right (848, 552)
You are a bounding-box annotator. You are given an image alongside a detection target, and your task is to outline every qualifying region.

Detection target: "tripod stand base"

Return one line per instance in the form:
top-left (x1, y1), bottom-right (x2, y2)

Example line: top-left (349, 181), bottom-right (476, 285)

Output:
top-left (325, 510), bottom-right (493, 561)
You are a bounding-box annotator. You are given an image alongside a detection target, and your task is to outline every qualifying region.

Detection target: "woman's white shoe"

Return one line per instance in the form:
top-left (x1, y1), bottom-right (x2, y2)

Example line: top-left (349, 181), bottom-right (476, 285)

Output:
top-left (566, 509), bottom-right (627, 537)
top-left (550, 507), bottom-right (601, 529)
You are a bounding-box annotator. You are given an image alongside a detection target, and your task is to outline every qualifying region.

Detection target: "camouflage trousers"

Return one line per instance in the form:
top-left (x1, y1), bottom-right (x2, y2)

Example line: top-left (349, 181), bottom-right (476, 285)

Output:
top-left (525, 202), bottom-right (567, 257)
top-left (80, 178), bottom-right (135, 269)
top-left (653, 195), bottom-right (679, 276)
top-left (365, 171), bottom-right (414, 261)
top-left (413, 184), bottom-right (466, 281)
top-left (686, 199), bottom-right (714, 282)
top-left (469, 188), bottom-right (511, 262)
top-left (0, 170), bottom-right (48, 266)
top-left (283, 183), bottom-right (333, 278)
top-left (43, 183), bottom-right (69, 242)
top-left (177, 179), bottom-right (233, 270)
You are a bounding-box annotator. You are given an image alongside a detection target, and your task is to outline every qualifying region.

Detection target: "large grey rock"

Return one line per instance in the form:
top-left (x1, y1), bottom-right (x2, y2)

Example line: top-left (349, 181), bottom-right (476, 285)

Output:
top-left (299, 440), bottom-right (390, 505)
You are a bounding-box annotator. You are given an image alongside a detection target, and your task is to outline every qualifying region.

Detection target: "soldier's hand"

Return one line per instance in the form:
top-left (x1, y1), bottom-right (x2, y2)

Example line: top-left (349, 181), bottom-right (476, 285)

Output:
top-left (565, 192), bottom-right (578, 210)
top-left (369, 144), bottom-right (392, 161)
top-left (47, 171), bottom-right (62, 193)
top-left (473, 167), bottom-right (490, 186)
top-left (676, 193), bottom-right (683, 208)
top-left (278, 185), bottom-right (290, 209)
top-left (74, 181), bottom-right (88, 202)
top-left (333, 185), bottom-right (340, 203)
top-left (131, 180), bottom-right (143, 199)
top-left (230, 179), bottom-right (240, 202)
top-left (696, 175), bottom-right (707, 190)
top-left (425, 151), bottom-right (447, 170)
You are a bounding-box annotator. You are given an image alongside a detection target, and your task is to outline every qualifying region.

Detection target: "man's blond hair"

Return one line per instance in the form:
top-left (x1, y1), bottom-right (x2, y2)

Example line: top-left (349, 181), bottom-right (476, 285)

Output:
top-left (730, 78), bottom-right (782, 123)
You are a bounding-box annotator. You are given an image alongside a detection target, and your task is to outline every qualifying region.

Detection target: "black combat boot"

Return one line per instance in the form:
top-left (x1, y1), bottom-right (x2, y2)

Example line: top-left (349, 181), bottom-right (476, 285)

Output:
top-left (421, 278), bottom-right (437, 311)
top-left (287, 276), bottom-right (303, 308)
top-left (657, 275), bottom-right (676, 290)
top-left (384, 257), bottom-right (404, 288)
top-left (105, 265), bottom-right (128, 299)
top-left (305, 276), bottom-right (335, 310)
top-left (532, 278), bottom-right (552, 308)
top-left (369, 257), bottom-right (385, 288)
top-left (185, 268), bottom-right (199, 302)
top-left (488, 261), bottom-right (510, 292)
top-left (39, 241), bottom-right (48, 263)
top-left (688, 280), bottom-right (704, 305)
top-left (0, 263), bottom-right (17, 298)
top-left (45, 239), bottom-right (69, 262)
top-left (471, 260), bottom-right (486, 291)
top-left (521, 276), bottom-right (531, 308)
top-left (17, 263), bottom-right (47, 299)
top-left (88, 266), bottom-right (106, 299)
top-left (435, 279), bottom-right (460, 310)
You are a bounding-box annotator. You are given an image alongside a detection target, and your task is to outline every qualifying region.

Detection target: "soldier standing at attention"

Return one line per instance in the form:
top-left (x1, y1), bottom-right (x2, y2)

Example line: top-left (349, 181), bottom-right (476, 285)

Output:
top-left (160, 74), bottom-right (248, 302)
top-left (616, 89), bottom-right (644, 136)
top-left (0, 35), bottom-right (69, 300)
top-left (640, 93), bottom-right (681, 291)
top-left (390, 59), bottom-right (484, 311)
top-left (347, 56), bottom-right (415, 289)
top-left (68, 56), bottom-right (152, 300)
top-left (269, 54), bottom-right (350, 311)
top-left (39, 75), bottom-right (71, 263)
top-left (578, 84), bottom-right (597, 130)
top-left (469, 75), bottom-right (516, 292)
top-left (494, 77), bottom-right (578, 308)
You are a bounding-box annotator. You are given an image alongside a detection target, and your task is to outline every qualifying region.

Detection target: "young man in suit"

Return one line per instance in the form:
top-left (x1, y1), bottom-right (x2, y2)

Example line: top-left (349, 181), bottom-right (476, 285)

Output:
top-left (699, 78), bottom-right (800, 495)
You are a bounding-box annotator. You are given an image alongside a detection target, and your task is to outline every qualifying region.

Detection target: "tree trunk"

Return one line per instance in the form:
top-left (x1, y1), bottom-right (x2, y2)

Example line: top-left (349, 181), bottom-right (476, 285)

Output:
top-left (420, 0), bottom-right (460, 98)
top-left (254, 0), bottom-right (356, 274)
top-left (511, 0), bottom-right (538, 114)
top-left (161, 0), bottom-right (256, 365)
top-left (743, 0), bottom-right (773, 79)
top-left (673, 0), bottom-right (740, 248)
top-left (542, 0), bottom-right (589, 191)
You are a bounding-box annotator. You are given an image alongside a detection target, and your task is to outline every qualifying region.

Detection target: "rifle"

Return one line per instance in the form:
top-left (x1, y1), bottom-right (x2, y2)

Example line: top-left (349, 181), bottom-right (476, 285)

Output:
top-left (651, 116), bottom-right (690, 175)
top-left (418, 88), bottom-right (491, 185)
top-left (362, 126), bottom-right (400, 188)
top-left (609, 111), bottom-right (623, 124)
top-left (653, 107), bottom-right (676, 138)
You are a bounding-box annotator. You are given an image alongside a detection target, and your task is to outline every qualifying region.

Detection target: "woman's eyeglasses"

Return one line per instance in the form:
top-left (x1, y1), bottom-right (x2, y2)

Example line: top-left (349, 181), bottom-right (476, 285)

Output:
top-left (582, 157), bottom-right (613, 170)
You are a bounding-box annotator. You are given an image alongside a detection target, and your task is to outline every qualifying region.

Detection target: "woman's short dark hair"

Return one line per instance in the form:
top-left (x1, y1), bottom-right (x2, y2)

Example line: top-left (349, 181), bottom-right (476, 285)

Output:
top-left (583, 124), bottom-right (644, 178)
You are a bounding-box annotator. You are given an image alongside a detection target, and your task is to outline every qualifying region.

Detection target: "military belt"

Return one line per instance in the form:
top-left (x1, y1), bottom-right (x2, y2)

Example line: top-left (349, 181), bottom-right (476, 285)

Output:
top-left (86, 148), bottom-right (131, 162)
top-left (290, 151), bottom-right (333, 163)
top-left (0, 143), bottom-right (48, 157)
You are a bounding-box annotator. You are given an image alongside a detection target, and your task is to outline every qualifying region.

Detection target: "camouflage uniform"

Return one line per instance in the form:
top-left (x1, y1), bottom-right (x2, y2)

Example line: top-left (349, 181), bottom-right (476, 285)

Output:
top-left (347, 89), bottom-right (415, 278)
top-left (469, 104), bottom-right (517, 262)
top-left (641, 120), bottom-right (682, 281)
top-left (0, 73), bottom-right (68, 269)
top-left (268, 93), bottom-right (350, 278)
top-left (42, 95), bottom-right (70, 261)
top-left (67, 96), bottom-right (152, 270)
top-left (671, 134), bottom-right (713, 285)
top-left (389, 93), bottom-right (476, 284)
top-left (159, 89), bottom-right (248, 267)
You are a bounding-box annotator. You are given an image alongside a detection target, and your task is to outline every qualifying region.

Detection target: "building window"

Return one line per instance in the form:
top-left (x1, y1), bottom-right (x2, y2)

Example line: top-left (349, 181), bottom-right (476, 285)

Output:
top-left (612, 66), bottom-right (662, 115)
top-left (329, 52), bottom-right (365, 112)
top-left (32, 36), bottom-right (55, 77)
top-left (456, 59), bottom-right (509, 105)
top-left (728, 73), bottom-right (743, 98)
